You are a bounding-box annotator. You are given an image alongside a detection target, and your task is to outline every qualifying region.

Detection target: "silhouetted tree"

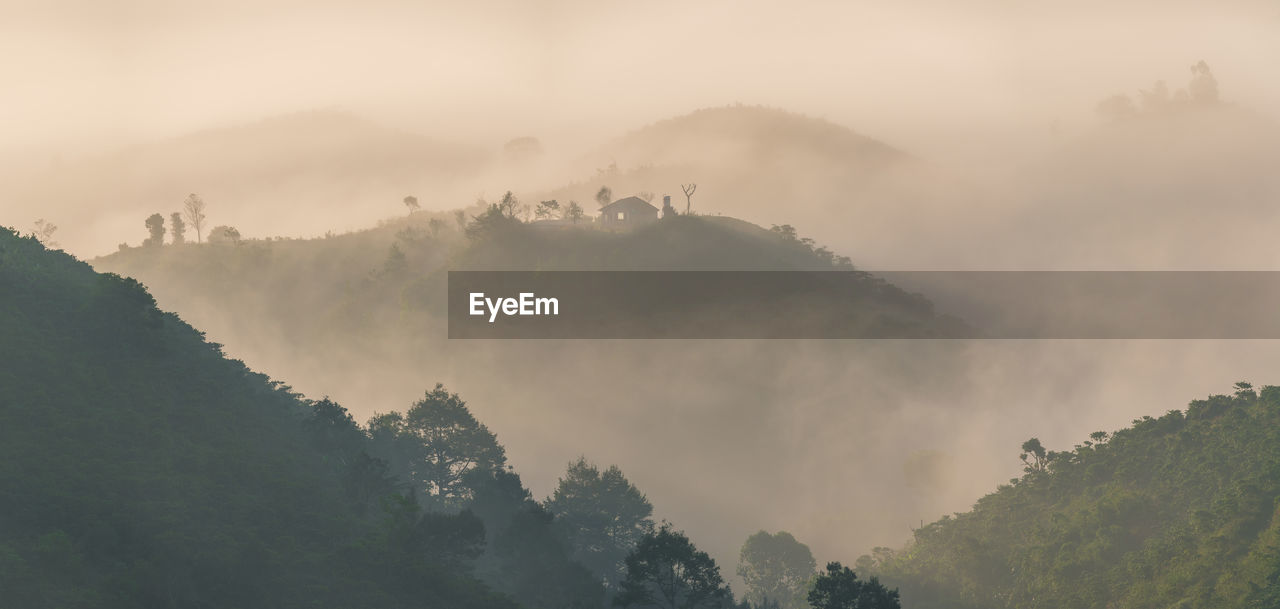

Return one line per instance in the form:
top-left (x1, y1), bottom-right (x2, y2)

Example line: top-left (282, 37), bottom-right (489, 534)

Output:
top-left (428, 217), bottom-right (445, 238)
top-left (546, 457), bottom-right (655, 589)
top-left (807, 562), bottom-right (899, 609)
top-left (596, 186), bottom-right (613, 209)
top-left (170, 212), bottom-right (186, 244)
top-left (737, 531), bottom-right (816, 609)
top-left (32, 219), bottom-right (58, 248)
top-left (465, 204), bottom-right (524, 241)
top-left (207, 225), bottom-right (241, 244)
top-left (143, 213), bottom-right (165, 247)
top-left (535, 200), bottom-right (561, 220)
top-left (565, 201), bottom-right (585, 224)
top-left (454, 209), bottom-right (468, 232)
top-left (497, 191), bottom-right (521, 219)
top-left (367, 383), bottom-right (507, 510)
top-left (614, 524), bottom-right (730, 609)
top-left (1096, 94), bottom-right (1138, 121)
top-left (467, 467), bottom-right (606, 609)
top-left (1189, 60), bottom-right (1219, 105)
top-left (1020, 438), bottom-right (1050, 473)
top-left (183, 193), bottom-right (206, 243)
top-left (681, 184), bottom-right (697, 214)
top-left (1138, 80), bottom-right (1171, 112)
top-left (404, 195), bottom-right (420, 214)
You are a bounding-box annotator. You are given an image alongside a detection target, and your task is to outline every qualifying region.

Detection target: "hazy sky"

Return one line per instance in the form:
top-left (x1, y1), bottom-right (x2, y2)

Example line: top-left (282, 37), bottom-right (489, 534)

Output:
top-left (4, 0), bottom-right (1278, 161)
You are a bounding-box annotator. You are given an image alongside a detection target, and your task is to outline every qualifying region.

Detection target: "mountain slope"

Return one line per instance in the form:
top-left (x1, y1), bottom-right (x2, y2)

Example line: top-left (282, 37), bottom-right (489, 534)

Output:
top-left (0, 225), bottom-right (511, 608)
top-left (865, 383), bottom-right (1280, 609)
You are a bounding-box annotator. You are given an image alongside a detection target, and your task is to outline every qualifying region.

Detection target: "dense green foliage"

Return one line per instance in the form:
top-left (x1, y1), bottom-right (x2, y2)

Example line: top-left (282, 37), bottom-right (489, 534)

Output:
top-left (807, 562), bottom-right (899, 609)
top-left (546, 457), bottom-right (656, 591)
top-left (738, 531), bottom-right (817, 609)
top-left (0, 226), bottom-right (516, 608)
top-left (864, 382), bottom-right (1280, 609)
top-left (614, 525), bottom-right (735, 609)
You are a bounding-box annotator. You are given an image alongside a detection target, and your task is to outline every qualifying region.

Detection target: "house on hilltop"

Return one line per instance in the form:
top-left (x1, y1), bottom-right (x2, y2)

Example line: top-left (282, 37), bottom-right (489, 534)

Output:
top-left (599, 196), bottom-right (659, 229)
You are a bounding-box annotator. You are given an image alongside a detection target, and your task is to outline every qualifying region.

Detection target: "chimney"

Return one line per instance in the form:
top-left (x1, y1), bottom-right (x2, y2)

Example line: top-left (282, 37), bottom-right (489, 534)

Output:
top-left (661, 195), bottom-right (676, 219)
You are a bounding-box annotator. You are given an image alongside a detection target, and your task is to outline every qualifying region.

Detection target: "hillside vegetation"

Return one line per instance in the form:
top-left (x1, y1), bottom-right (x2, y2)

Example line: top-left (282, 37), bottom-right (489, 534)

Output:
top-left (0, 225), bottom-right (539, 608)
top-left (863, 382), bottom-right (1280, 609)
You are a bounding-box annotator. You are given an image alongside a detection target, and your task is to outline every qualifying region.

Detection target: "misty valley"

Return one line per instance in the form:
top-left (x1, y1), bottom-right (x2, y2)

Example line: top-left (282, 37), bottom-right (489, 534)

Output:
top-left (6, 4), bottom-right (1280, 608)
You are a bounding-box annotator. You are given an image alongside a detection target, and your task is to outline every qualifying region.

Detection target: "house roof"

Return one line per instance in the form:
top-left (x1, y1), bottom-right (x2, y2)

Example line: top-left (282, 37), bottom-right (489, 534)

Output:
top-left (599, 196), bottom-right (660, 213)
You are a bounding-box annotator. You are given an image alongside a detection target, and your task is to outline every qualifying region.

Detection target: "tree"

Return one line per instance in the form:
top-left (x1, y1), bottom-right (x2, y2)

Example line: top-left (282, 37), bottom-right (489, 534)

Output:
top-left (596, 186), bottom-right (613, 208)
top-left (499, 191), bottom-right (520, 218)
top-left (1096, 94), bottom-right (1137, 121)
top-left (143, 213), bottom-right (165, 247)
top-left (535, 200), bottom-right (561, 220)
top-left (465, 204), bottom-right (524, 241)
top-left (637, 191), bottom-right (655, 203)
top-left (183, 193), bottom-right (207, 243)
top-left (32, 219), bottom-right (58, 248)
top-left (467, 467), bottom-right (606, 609)
top-left (737, 531), bottom-right (816, 609)
top-left (428, 217), bottom-right (445, 238)
top-left (207, 225), bottom-right (241, 244)
top-left (614, 524), bottom-right (731, 609)
top-left (1189, 60), bottom-right (1219, 105)
top-left (565, 201), bottom-right (585, 224)
top-left (170, 212), bottom-right (186, 244)
top-left (680, 184), bottom-right (697, 214)
top-left (404, 195), bottom-right (420, 214)
top-left (546, 457), bottom-right (655, 589)
top-left (1020, 438), bottom-right (1049, 473)
top-left (367, 383), bottom-right (507, 510)
top-left (1138, 80), bottom-right (1171, 112)
top-left (807, 562), bottom-right (899, 609)
top-left (454, 209), bottom-right (468, 232)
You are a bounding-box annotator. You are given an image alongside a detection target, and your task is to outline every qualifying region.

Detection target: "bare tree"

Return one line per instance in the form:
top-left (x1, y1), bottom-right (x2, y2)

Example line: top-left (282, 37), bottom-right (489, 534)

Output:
top-left (183, 194), bottom-right (207, 243)
top-left (32, 219), bottom-right (58, 248)
top-left (681, 183), bottom-right (698, 214)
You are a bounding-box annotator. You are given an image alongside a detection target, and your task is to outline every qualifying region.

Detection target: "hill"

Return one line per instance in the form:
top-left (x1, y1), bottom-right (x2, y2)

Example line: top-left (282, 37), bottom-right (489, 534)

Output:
top-left (536, 106), bottom-right (972, 268)
top-left (863, 383), bottom-right (1280, 609)
top-left (91, 211), bottom-right (982, 572)
top-left (0, 225), bottom-right (527, 608)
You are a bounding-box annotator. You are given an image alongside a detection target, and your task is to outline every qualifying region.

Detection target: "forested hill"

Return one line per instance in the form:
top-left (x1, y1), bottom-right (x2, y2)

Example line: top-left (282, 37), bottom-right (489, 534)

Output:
top-left (864, 383), bottom-right (1280, 609)
top-left (0, 226), bottom-right (517, 608)
top-left (94, 210), bottom-right (961, 343)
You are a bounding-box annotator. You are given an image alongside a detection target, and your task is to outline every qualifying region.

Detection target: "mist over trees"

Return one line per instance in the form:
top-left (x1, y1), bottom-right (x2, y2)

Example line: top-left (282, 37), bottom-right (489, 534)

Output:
top-left (546, 457), bottom-right (656, 590)
top-left (614, 524), bottom-right (733, 609)
top-left (183, 193), bottom-right (206, 244)
top-left (170, 212), bottom-right (186, 244)
top-left (1096, 60), bottom-right (1222, 121)
top-left (738, 531), bottom-right (818, 609)
top-left (368, 383), bottom-right (508, 511)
